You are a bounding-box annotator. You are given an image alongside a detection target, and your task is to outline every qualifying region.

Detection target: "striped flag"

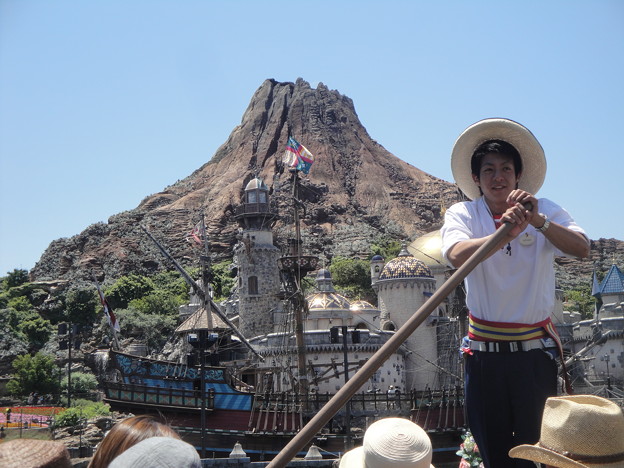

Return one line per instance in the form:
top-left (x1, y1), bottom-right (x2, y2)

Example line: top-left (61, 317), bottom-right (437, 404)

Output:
top-left (186, 222), bottom-right (204, 246)
top-left (283, 137), bottom-right (315, 174)
top-left (95, 281), bottom-right (120, 332)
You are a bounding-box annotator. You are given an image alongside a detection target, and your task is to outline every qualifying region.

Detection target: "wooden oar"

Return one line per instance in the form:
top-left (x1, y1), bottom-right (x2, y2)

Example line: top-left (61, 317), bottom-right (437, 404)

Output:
top-left (267, 218), bottom-right (517, 468)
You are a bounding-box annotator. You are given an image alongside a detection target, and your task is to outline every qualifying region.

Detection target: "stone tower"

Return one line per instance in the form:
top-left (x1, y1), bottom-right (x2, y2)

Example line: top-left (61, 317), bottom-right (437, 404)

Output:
top-left (233, 177), bottom-right (281, 339)
top-left (372, 245), bottom-right (438, 391)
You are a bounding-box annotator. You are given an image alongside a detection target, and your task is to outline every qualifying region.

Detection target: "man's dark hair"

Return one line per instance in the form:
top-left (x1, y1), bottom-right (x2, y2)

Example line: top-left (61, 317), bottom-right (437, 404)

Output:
top-left (470, 139), bottom-right (523, 177)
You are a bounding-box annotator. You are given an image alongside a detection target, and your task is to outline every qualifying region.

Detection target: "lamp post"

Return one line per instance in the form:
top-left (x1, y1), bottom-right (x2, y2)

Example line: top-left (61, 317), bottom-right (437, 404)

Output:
top-left (604, 353), bottom-right (611, 389)
top-left (331, 326), bottom-right (360, 451)
top-left (59, 323), bottom-right (81, 407)
top-left (341, 326), bottom-right (351, 450)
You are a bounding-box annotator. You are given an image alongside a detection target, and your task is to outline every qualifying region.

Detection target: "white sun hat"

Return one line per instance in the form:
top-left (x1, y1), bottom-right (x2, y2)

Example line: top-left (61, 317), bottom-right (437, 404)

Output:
top-left (339, 418), bottom-right (434, 468)
top-left (509, 395), bottom-right (624, 468)
top-left (451, 118), bottom-right (547, 200)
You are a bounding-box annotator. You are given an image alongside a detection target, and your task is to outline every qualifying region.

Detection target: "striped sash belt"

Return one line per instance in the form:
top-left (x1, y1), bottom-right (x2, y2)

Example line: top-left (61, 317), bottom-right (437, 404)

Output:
top-left (468, 313), bottom-right (573, 394)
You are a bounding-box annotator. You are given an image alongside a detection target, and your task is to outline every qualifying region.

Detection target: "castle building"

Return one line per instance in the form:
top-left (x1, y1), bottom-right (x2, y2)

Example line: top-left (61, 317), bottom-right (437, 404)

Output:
top-left (250, 268), bottom-right (405, 394)
top-left (562, 263), bottom-right (624, 390)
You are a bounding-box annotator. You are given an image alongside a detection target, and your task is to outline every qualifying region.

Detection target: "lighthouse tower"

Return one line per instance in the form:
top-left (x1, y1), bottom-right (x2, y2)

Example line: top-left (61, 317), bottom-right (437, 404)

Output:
top-left (233, 177), bottom-right (281, 339)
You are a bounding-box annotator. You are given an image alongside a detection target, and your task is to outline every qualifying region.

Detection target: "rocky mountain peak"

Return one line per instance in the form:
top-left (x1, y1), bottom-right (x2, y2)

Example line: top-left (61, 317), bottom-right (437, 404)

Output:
top-left (31, 78), bottom-right (621, 288)
top-left (30, 78), bottom-right (460, 284)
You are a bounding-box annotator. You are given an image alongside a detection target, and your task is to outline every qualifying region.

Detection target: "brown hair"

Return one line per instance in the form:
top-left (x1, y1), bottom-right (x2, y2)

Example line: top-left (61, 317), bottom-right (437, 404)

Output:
top-left (88, 415), bottom-right (180, 468)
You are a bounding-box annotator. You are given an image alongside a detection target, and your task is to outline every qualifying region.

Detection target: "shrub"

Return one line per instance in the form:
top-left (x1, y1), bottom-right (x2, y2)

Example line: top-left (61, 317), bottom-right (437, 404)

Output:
top-left (7, 353), bottom-right (60, 397)
top-left (53, 400), bottom-right (111, 427)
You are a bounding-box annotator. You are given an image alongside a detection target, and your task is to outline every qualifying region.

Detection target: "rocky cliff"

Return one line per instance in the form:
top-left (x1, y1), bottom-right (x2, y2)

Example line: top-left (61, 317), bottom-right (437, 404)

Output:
top-left (30, 78), bottom-right (623, 288)
top-left (30, 78), bottom-right (461, 283)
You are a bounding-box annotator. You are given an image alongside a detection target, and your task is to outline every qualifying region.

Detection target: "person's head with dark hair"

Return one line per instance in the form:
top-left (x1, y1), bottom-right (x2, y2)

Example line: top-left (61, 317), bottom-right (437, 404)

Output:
top-left (88, 415), bottom-right (181, 468)
top-left (469, 139), bottom-right (523, 201)
top-left (470, 139), bottom-right (523, 179)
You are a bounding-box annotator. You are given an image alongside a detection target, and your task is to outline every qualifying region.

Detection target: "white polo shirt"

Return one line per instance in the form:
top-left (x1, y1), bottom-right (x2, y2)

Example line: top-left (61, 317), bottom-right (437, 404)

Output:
top-left (441, 197), bottom-right (586, 325)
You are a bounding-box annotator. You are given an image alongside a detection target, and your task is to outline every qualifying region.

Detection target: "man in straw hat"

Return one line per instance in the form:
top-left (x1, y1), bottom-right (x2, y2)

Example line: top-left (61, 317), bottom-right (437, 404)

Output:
top-left (440, 118), bottom-right (590, 467)
top-left (339, 417), bottom-right (434, 468)
top-left (509, 394), bottom-right (624, 467)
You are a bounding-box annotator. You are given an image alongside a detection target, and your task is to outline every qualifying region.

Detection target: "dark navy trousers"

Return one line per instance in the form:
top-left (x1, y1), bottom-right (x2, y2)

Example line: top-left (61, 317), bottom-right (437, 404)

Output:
top-left (465, 349), bottom-right (557, 468)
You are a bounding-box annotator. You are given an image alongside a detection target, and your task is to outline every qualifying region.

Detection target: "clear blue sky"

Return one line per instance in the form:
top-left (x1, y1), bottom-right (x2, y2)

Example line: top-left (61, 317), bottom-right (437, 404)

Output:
top-left (1, 0), bottom-right (622, 276)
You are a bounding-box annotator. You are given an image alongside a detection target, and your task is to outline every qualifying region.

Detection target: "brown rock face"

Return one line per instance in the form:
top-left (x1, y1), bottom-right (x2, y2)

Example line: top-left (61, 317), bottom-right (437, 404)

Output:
top-left (30, 78), bottom-right (460, 283)
top-left (30, 78), bottom-right (622, 286)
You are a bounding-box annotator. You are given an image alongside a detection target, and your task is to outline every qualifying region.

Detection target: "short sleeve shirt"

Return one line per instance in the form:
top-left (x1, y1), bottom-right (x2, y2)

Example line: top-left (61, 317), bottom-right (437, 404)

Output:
top-left (441, 197), bottom-right (586, 324)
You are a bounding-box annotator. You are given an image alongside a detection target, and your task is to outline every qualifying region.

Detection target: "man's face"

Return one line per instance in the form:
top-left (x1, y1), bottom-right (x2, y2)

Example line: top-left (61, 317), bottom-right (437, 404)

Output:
top-left (472, 152), bottom-right (520, 207)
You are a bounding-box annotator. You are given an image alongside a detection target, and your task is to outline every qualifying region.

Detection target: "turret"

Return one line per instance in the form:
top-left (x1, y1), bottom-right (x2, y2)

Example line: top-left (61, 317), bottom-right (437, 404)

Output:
top-left (233, 176), bottom-right (281, 339)
top-left (370, 254), bottom-right (385, 288)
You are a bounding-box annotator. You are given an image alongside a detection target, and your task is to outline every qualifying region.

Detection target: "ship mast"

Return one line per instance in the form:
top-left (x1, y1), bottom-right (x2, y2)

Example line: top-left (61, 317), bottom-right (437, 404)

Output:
top-left (292, 171), bottom-right (309, 395)
top-left (277, 170), bottom-right (319, 397)
top-left (199, 215), bottom-right (213, 330)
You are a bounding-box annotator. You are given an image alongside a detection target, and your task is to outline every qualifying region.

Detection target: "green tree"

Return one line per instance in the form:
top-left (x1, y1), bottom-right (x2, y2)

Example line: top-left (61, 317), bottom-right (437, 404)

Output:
top-left (108, 308), bottom-right (177, 352)
top-left (54, 400), bottom-right (110, 426)
top-left (6, 352), bottom-right (61, 397)
top-left (65, 287), bottom-right (98, 327)
top-left (211, 260), bottom-right (236, 300)
top-left (4, 305), bottom-right (38, 330)
top-left (370, 240), bottom-right (402, 260)
top-left (129, 289), bottom-right (183, 316)
top-left (2, 268), bottom-right (29, 290)
top-left (329, 257), bottom-right (374, 300)
top-left (61, 372), bottom-right (99, 399)
top-left (106, 274), bottom-right (155, 309)
top-left (151, 270), bottom-right (190, 301)
top-left (565, 287), bottom-right (594, 320)
top-left (7, 295), bottom-right (34, 313)
top-left (19, 316), bottom-right (53, 348)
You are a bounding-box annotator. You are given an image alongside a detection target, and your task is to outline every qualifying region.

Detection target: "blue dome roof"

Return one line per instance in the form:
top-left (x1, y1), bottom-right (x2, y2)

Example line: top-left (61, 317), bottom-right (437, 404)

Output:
top-left (371, 254), bottom-right (384, 261)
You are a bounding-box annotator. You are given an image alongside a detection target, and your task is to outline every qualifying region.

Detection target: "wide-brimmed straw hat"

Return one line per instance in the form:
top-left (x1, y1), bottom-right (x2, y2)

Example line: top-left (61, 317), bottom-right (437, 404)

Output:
top-left (509, 395), bottom-right (624, 468)
top-left (0, 439), bottom-right (71, 468)
top-left (339, 418), bottom-right (434, 468)
top-left (451, 118), bottom-right (547, 200)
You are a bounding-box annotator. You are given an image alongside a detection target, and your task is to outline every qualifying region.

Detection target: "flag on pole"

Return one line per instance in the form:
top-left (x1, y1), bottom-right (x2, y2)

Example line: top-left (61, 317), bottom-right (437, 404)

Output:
top-left (95, 281), bottom-right (120, 332)
top-left (283, 137), bottom-right (315, 174)
top-left (591, 270), bottom-right (603, 314)
top-left (186, 222), bottom-right (204, 246)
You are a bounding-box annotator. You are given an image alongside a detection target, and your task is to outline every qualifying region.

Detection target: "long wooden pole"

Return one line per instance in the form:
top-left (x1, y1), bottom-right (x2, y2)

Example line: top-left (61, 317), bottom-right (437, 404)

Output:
top-left (267, 221), bottom-right (515, 467)
top-left (140, 225), bottom-right (264, 361)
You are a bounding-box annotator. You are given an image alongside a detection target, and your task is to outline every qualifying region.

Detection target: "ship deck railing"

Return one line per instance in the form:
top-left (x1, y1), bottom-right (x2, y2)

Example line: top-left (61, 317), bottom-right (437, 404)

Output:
top-left (104, 382), bottom-right (216, 410)
top-left (254, 388), bottom-right (463, 412)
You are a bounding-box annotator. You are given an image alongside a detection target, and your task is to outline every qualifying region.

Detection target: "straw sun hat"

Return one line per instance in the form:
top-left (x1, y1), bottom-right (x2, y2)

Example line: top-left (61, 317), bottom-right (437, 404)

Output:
top-left (451, 118), bottom-right (547, 200)
top-left (509, 395), bottom-right (624, 468)
top-left (339, 418), bottom-right (434, 468)
top-left (0, 439), bottom-right (71, 468)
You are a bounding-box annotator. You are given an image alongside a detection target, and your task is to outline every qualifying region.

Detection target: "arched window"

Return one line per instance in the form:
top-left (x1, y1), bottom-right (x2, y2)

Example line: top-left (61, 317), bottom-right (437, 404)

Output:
top-left (248, 276), bottom-right (258, 295)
